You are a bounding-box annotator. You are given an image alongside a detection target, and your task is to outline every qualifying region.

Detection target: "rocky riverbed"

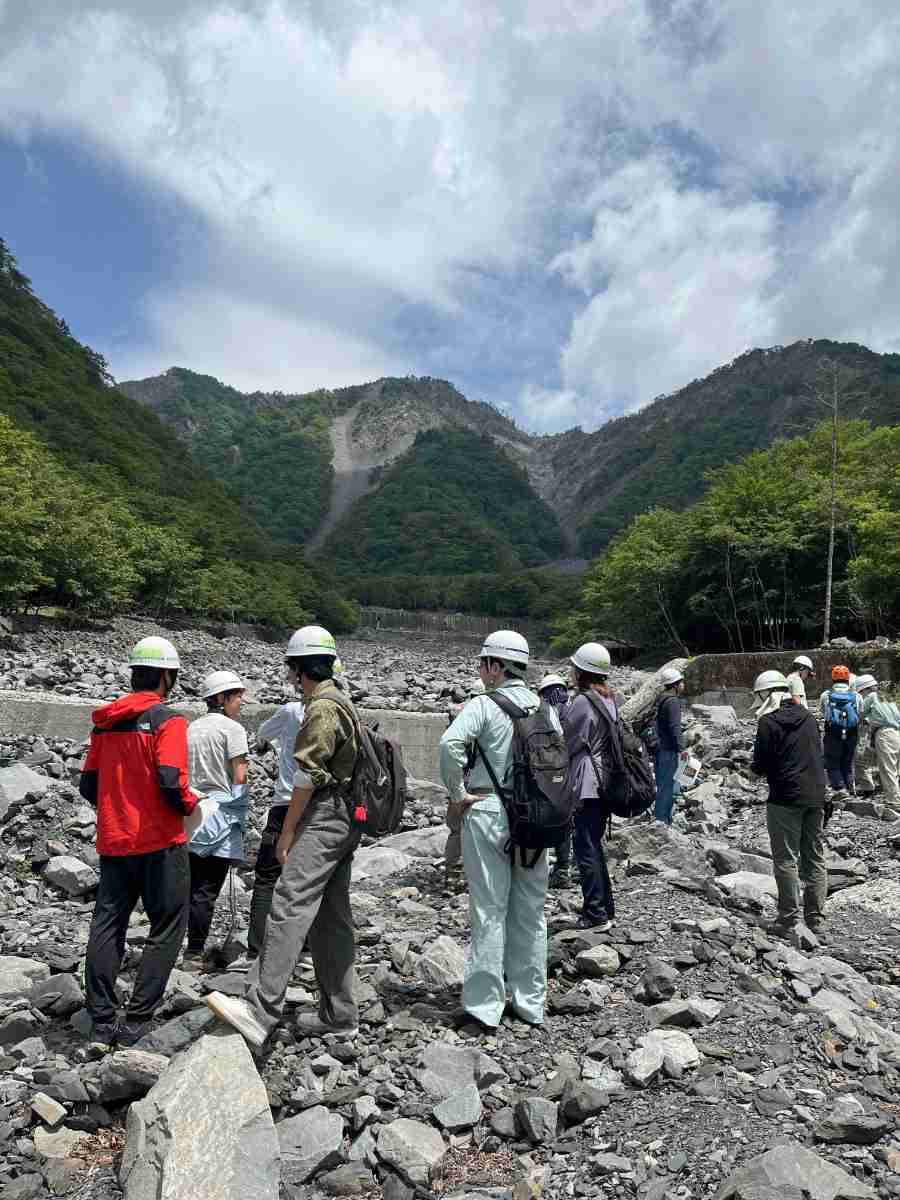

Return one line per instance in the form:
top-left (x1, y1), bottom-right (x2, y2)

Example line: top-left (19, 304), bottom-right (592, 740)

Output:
top-left (3, 620), bottom-right (900, 1199)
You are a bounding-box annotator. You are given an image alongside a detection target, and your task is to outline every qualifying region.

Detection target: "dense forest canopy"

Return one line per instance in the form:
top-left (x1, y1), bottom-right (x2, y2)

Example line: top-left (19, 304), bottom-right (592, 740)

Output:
top-left (556, 418), bottom-right (900, 654)
top-left (323, 428), bottom-right (566, 576)
top-left (0, 238), bottom-right (357, 630)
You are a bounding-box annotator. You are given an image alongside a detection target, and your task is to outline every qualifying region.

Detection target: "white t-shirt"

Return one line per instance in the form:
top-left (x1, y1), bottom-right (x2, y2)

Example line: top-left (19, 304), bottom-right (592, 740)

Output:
top-left (257, 701), bottom-right (306, 807)
top-left (786, 671), bottom-right (808, 707)
top-left (188, 713), bottom-right (249, 796)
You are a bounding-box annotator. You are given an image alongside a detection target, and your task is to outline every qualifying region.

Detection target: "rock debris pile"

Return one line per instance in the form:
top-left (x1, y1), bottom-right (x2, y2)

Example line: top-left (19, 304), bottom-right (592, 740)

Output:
top-left (2, 621), bottom-right (900, 1198)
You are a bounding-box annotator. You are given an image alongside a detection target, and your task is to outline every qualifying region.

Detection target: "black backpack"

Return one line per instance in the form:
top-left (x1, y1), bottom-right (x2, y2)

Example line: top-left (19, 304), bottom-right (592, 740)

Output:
top-left (582, 692), bottom-right (656, 827)
top-left (309, 689), bottom-right (407, 837)
top-left (474, 691), bottom-right (574, 867)
top-left (633, 700), bottom-right (662, 756)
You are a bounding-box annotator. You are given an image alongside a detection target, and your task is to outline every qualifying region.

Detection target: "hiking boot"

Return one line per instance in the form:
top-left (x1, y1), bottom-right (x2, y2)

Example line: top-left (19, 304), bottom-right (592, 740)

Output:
top-left (766, 917), bottom-right (798, 940)
top-left (90, 1020), bottom-right (118, 1048)
top-left (548, 866), bottom-right (571, 890)
top-left (295, 1012), bottom-right (359, 1039)
top-left (576, 915), bottom-right (613, 932)
top-left (830, 789), bottom-right (850, 803)
top-left (116, 1020), bottom-right (153, 1048)
top-left (205, 992), bottom-right (268, 1049)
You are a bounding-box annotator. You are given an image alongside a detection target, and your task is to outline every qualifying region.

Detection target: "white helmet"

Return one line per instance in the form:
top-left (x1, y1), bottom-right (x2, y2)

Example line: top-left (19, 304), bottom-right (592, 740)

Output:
top-left (129, 636), bottom-right (180, 670)
top-left (855, 673), bottom-right (878, 693)
top-left (659, 667), bottom-right (684, 687)
top-left (570, 642), bottom-right (612, 675)
top-left (480, 630), bottom-right (530, 668)
top-left (201, 670), bottom-right (245, 700)
top-left (286, 625), bottom-right (337, 660)
top-left (792, 655), bottom-right (814, 671)
top-left (753, 669), bottom-right (789, 694)
top-left (538, 673), bottom-right (567, 692)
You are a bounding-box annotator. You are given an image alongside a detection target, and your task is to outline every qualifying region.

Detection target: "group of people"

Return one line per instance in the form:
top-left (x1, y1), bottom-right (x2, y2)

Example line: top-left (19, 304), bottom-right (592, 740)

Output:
top-left (76, 625), bottom-right (899, 1048)
top-left (80, 625), bottom-right (365, 1049)
top-left (750, 654), bottom-right (900, 938)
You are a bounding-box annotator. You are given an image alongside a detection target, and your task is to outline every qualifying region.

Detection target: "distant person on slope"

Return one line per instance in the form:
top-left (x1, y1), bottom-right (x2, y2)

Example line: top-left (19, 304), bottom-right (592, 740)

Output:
top-left (440, 631), bottom-right (556, 1028)
top-left (205, 626), bottom-right (364, 1048)
top-left (182, 670), bottom-right (249, 970)
top-left (79, 637), bottom-right (197, 1048)
top-left (751, 669), bottom-right (828, 938)
top-left (539, 672), bottom-right (575, 889)
top-left (819, 665), bottom-right (860, 801)
top-left (563, 643), bottom-right (618, 930)
top-left (654, 667), bottom-right (685, 825)
top-left (786, 655), bottom-right (815, 708)
top-left (856, 674), bottom-right (900, 808)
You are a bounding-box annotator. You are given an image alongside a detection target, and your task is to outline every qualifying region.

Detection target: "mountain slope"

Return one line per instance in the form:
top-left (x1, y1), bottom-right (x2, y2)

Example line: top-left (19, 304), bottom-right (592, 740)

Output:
top-left (0, 237), bottom-right (355, 627)
top-left (536, 339), bottom-right (900, 555)
top-left (322, 428), bottom-right (566, 576)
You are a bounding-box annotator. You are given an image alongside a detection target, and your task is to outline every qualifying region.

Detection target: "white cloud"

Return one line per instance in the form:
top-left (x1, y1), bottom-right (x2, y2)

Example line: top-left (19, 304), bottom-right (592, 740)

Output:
top-left (114, 285), bottom-right (410, 392)
top-left (1, 0), bottom-right (900, 428)
top-left (550, 157), bottom-right (778, 419)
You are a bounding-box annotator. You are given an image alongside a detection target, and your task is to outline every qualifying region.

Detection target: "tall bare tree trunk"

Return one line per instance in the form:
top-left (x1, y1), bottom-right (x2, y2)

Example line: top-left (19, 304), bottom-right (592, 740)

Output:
top-left (823, 369), bottom-right (838, 644)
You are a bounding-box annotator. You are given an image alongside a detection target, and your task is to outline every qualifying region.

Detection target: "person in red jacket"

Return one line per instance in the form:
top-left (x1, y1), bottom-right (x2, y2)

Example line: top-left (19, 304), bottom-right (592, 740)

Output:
top-left (79, 636), bottom-right (197, 1047)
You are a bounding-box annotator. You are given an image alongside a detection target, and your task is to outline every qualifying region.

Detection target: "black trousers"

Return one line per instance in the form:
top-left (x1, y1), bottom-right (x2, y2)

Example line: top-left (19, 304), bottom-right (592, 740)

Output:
top-left (247, 806), bottom-right (286, 957)
top-left (823, 727), bottom-right (858, 791)
top-left (85, 843), bottom-right (189, 1024)
top-left (573, 804), bottom-right (615, 921)
top-left (187, 853), bottom-right (232, 953)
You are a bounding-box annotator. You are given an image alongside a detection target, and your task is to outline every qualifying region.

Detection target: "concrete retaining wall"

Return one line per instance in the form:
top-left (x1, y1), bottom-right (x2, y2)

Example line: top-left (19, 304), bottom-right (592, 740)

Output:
top-left (685, 647), bottom-right (900, 714)
top-left (0, 693), bottom-right (448, 783)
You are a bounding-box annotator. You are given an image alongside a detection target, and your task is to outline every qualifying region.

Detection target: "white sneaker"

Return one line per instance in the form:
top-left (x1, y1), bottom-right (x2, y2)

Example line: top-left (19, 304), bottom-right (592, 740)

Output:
top-left (205, 991), bottom-right (268, 1049)
top-left (227, 953), bottom-right (256, 973)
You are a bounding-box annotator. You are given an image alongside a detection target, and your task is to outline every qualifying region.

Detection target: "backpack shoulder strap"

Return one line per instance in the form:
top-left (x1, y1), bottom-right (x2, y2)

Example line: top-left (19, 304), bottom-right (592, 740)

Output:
top-left (486, 691), bottom-right (529, 720)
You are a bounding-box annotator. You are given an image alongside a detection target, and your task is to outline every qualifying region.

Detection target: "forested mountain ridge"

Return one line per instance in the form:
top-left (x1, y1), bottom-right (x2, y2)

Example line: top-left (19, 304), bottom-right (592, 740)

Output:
top-left (0, 237), bottom-right (356, 629)
top-left (126, 340), bottom-right (900, 569)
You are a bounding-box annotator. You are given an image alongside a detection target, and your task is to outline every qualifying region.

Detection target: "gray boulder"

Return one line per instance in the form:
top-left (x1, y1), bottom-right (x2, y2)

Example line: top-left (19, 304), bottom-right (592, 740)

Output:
top-left (43, 854), bottom-right (99, 896)
top-left (575, 945), bottom-right (620, 978)
top-left (416, 1041), bottom-right (507, 1099)
top-left (30, 972), bottom-right (84, 1017)
top-left (716, 1141), bottom-right (875, 1199)
top-left (0, 955), bottom-right (50, 1000)
top-left (716, 871), bottom-right (778, 905)
top-left (433, 1084), bottom-right (483, 1131)
top-left (515, 1097), bottom-right (558, 1144)
top-left (121, 1030), bottom-right (279, 1199)
top-left (98, 1049), bottom-right (169, 1102)
top-left (620, 659), bottom-right (689, 725)
top-left (417, 935), bottom-right (466, 988)
top-left (381, 826), bottom-right (447, 859)
top-left (278, 1105), bottom-right (345, 1184)
top-left (648, 996), bottom-right (721, 1028)
top-left (352, 846), bottom-right (414, 882)
top-left (560, 1080), bottom-right (610, 1125)
top-left (608, 822), bottom-right (708, 880)
top-left (377, 1118), bottom-right (446, 1186)
top-left (634, 958), bottom-right (679, 1002)
top-left (0, 763), bottom-right (48, 818)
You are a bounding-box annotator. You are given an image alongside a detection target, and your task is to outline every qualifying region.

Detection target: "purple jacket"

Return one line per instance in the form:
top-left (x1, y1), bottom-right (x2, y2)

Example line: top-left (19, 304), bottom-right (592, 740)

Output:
top-left (563, 691), bottom-right (619, 803)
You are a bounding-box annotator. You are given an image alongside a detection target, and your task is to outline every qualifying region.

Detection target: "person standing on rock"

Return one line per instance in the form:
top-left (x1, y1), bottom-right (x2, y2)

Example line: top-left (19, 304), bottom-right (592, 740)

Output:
top-left (786, 655), bottom-right (815, 708)
top-left (205, 626), bottom-right (363, 1048)
top-left (79, 636), bottom-right (198, 1047)
top-left (564, 642), bottom-right (618, 931)
top-left (855, 675), bottom-right (900, 808)
top-left (751, 669), bottom-right (828, 937)
top-left (235, 686), bottom-right (309, 966)
top-left (439, 631), bottom-right (555, 1028)
top-left (182, 670), bottom-right (249, 969)
top-left (819, 665), bottom-right (861, 801)
top-left (652, 667), bottom-right (685, 825)
top-left (539, 672), bottom-right (575, 889)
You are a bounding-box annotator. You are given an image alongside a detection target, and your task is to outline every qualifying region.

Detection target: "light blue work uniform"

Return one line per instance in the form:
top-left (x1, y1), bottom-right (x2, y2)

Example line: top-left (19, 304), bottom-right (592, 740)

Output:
top-left (440, 679), bottom-right (558, 1027)
top-left (257, 701), bottom-right (307, 808)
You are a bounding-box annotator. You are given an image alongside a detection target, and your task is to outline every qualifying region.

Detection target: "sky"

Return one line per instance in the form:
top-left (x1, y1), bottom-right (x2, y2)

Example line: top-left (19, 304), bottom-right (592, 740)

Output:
top-left (1, 0), bottom-right (899, 433)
